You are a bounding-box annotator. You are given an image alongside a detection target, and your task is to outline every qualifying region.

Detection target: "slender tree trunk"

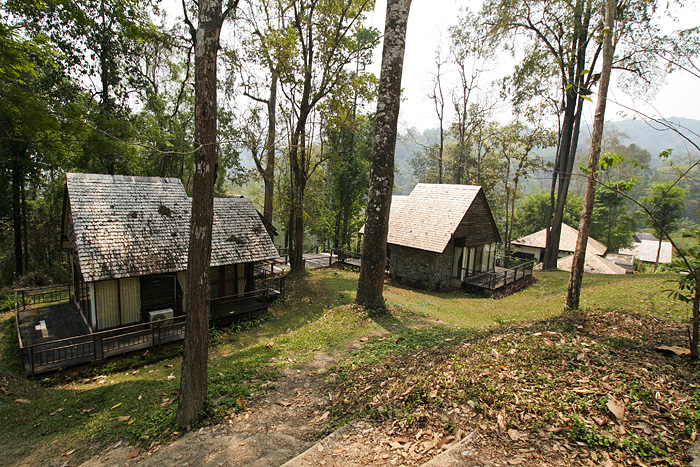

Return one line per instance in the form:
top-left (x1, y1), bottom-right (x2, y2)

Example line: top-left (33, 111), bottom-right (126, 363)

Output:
top-left (291, 178), bottom-right (306, 272)
top-left (356, 0), bottom-right (411, 308)
top-left (566, 0), bottom-right (616, 310)
top-left (545, 101), bottom-right (584, 269)
top-left (21, 173), bottom-right (28, 273)
top-left (438, 123), bottom-right (444, 184)
top-left (654, 239), bottom-right (662, 272)
top-left (507, 175), bottom-right (520, 258)
top-left (692, 273), bottom-right (699, 358)
top-left (176, 0), bottom-right (226, 428)
top-left (289, 114), bottom-right (309, 274)
top-left (263, 72), bottom-right (277, 223)
top-left (544, 0), bottom-right (590, 271)
top-left (11, 150), bottom-right (24, 279)
top-left (543, 97), bottom-right (577, 270)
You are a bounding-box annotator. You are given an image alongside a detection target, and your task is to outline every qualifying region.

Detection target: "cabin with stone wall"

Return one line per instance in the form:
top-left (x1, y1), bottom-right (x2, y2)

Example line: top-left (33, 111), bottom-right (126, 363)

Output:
top-left (377, 183), bottom-right (501, 291)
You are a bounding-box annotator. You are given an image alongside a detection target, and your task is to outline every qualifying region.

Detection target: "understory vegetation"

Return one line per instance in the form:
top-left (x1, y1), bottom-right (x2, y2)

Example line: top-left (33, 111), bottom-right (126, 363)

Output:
top-left (0, 269), bottom-right (695, 466)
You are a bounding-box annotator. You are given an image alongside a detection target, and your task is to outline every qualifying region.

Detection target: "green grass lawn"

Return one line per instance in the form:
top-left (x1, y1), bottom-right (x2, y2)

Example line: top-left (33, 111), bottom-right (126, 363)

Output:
top-left (383, 270), bottom-right (687, 327)
top-left (0, 268), bottom-right (692, 466)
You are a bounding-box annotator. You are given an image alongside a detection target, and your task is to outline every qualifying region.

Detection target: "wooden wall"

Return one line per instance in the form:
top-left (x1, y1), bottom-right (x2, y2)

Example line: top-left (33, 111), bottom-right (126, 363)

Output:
top-left (453, 192), bottom-right (500, 247)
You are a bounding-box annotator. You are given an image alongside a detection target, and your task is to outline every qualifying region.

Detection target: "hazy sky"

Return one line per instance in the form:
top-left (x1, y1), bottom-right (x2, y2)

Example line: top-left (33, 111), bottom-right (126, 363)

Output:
top-left (365, 0), bottom-right (700, 132)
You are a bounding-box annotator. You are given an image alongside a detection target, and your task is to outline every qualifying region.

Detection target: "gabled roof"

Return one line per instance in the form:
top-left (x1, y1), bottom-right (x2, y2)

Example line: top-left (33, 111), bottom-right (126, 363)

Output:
top-left (358, 195), bottom-right (408, 236)
top-left (633, 232), bottom-right (656, 243)
top-left (512, 223), bottom-right (607, 256)
top-left (557, 251), bottom-right (627, 275)
top-left (639, 239), bottom-right (673, 263)
top-left (64, 173), bottom-right (278, 282)
top-left (211, 197), bottom-right (279, 265)
top-left (384, 183), bottom-right (498, 254)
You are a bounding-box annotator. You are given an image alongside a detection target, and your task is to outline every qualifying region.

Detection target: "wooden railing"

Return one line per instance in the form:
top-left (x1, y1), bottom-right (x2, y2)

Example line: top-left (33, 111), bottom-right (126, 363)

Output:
top-left (17, 278), bottom-right (285, 376)
top-left (210, 278), bottom-right (284, 321)
top-left (15, 284), bottom-right (74, 310)
top-left (20, 316), bottom-right (186, 376)
top-left (462, 258), bottom-right (534, 291)
top-left (257, 275), bottom-right (285, 298)
top-left (330, 248), bottom-right (362, 267)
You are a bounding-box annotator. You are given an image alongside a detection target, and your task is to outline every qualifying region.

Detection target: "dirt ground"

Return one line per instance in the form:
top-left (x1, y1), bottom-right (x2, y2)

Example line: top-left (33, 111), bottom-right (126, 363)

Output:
top-left (78, 352), bottom-right (337, 467)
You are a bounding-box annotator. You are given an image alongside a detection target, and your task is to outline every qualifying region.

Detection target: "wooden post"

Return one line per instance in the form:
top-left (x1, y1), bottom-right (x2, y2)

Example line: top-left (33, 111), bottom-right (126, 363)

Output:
top-left (97, 334), bottom-right (103, 360)
top-left (28, 347), bottom-right (34, 376)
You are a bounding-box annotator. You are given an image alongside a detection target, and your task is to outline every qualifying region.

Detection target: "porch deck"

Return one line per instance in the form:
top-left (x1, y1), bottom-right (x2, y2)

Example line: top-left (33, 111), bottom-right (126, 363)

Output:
top-left (17, 301), bottom-right (91, 347)
top-left (15, 277), bottom-right (285, 376)
top-left (461, 259), bottom-right (535, 292)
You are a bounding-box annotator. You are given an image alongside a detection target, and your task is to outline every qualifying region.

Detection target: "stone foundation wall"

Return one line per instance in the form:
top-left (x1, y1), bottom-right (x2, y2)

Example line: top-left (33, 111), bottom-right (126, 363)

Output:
top-left (390, 243), bottom-right (455, 291)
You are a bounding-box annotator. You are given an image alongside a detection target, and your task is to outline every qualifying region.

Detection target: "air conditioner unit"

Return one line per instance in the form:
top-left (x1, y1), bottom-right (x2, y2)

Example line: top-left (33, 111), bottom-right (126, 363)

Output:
top-left (148, 308), bottom-right (174, 324)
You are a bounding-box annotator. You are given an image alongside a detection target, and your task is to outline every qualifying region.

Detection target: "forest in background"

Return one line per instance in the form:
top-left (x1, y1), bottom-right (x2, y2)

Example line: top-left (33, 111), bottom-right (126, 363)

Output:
top-left (2, 0), bottom-right (699, 289)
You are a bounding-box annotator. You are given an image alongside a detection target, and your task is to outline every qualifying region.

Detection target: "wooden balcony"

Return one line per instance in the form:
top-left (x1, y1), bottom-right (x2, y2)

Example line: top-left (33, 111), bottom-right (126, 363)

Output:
top-left (15, 277), bottom-right (285, 376)
top-left (461, 257), bottom-right (535, 295)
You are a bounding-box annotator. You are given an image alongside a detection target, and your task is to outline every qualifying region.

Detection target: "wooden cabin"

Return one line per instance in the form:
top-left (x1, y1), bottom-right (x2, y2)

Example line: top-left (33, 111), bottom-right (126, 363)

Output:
top-left (377, 183), bottom-right (501, 291)
top-left (510, 223), bottom-right (608, 264)
top-left (61, 173), bottom-right (279, 331)
top-left (511, 223), bottom-right (626, 275)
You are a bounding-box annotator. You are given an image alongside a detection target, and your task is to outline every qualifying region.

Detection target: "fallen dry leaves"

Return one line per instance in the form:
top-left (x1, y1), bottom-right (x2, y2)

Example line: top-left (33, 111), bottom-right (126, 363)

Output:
top-left (329, 309), bottom-right (699, 466)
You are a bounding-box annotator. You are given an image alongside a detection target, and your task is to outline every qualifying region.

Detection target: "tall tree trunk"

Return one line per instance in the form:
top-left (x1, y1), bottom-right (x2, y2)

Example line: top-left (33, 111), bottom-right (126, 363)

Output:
top-left (289, 114), bottom-right (309, 274)
top-left (176, 0), bottom-right (226, 428)
top-left (291, 177), bottom-right (306, 272)
top-left (654, 239), bottom-right (662, 272)
top-left (11, 149), bottom-right (25, 279)
top-left (21, 172), bottom-right (28, 274)
top-left (543, 0), bottom-right (590, 271)
top-left (566, 0), bottom-right (616, 310)
top-left (263, 72), bottom-right (277, 223)
top-left (356, 0), bottom-right (411, 308)
top-left (543, 96), bottom-right (578, 270)
top-left (545, 101), bottom-right (584, 269)
top-left (692, 272), bottom-right (699, 358)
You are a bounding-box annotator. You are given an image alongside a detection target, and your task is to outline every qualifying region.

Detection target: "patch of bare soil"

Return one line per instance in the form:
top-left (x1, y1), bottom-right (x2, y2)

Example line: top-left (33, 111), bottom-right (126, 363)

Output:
top-left (327, 309), bottom-right (700, 467)
top-left (79, 353), bottom-right (337, 467)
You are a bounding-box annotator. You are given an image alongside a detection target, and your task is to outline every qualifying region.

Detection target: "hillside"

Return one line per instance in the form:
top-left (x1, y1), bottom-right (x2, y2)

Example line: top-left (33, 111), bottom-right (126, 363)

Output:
top-left (1, 269), bottom-right (697, 467)
top-left (607, 117), bottom-right (700, 159)
top-left (393, 118), bottom-right (700, 193)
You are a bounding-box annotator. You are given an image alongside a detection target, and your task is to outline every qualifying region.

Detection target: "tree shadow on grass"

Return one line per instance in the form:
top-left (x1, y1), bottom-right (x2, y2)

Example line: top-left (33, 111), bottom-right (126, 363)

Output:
top-left (366, 306), bottom-right (413, 334)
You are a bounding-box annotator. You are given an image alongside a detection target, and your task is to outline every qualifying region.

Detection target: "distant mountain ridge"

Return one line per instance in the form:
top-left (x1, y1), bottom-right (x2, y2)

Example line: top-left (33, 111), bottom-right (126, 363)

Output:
top-left (599, 117), bottom-right (700, 158)
top-left (392, 118), bottom-right (700, 194)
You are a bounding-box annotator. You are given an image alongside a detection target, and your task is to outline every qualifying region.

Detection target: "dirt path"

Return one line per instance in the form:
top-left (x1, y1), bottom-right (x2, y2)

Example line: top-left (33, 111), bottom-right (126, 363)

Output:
top-left (79, 354), bottom-right (337, 467)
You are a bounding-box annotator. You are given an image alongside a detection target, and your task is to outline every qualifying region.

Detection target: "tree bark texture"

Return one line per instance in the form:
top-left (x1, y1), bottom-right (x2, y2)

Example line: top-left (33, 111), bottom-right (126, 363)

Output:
top-left (263, 73), bottom-right (277, 223)
top-left (692, 274), bottom-right (699, 358)
top-left (543, 0), bottom-right (591, 271)
top-left (356, 0), bottom-right (411, 307)
top-left (12, 150), bottom-right (24, 279)
top-left (565, 0), bottom-right (616, 310)
top-left (289, 112), bottom-right (310, 274)
top-left (176, 0), bottom-right (224, 428)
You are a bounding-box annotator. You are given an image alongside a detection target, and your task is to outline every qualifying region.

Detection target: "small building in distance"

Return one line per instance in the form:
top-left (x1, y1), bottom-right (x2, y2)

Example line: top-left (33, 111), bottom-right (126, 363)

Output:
top-left (368, 183), bottom-right (504, 291)
top-left (618, 232), bottom-right (673, 265)
top-left (511, 223), bottom-right (607, 263)
top-left (62, 173), bottom-right (279, 331)
top-left (511, 223), bottom-right (626, 275)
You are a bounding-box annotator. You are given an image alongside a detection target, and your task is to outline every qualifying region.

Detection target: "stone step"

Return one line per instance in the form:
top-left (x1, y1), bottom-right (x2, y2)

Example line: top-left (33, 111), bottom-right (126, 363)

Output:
top-left (279, 423), bottom-right (358, 467)
top-left (417, 430), bottom-right (489, 467)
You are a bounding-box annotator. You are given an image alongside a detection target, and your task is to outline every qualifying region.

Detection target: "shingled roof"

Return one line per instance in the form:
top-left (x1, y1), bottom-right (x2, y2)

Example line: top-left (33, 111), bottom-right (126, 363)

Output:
top-left (557, 251), bottom-right (627, 275)
top-left (358, 195), bottom-right (408, 236)
top-left (382, 184), bottom-right (498, 254)
top-left (211, 197), bottom-right (279, 266)
top-left (638, 239), bottom-right (673, 263)
top-left (63, 173), bottom-right (278, 282)
top-left (512, 223), bottom-right (607, 256)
